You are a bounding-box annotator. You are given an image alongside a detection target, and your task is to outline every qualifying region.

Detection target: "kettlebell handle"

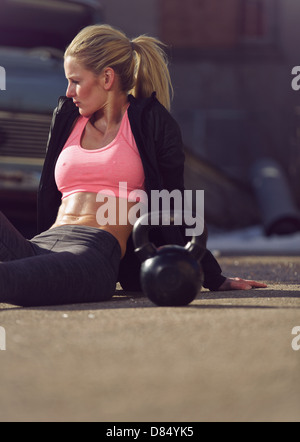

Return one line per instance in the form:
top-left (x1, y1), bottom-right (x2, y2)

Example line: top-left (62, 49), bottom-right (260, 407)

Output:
top-left (133, 211), bottom-right (207, 262)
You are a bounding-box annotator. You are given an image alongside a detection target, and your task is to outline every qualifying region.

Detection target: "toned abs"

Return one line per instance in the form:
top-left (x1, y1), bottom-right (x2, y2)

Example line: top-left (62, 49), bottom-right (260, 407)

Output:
top-left (51, 192), bottom-right (137, 258)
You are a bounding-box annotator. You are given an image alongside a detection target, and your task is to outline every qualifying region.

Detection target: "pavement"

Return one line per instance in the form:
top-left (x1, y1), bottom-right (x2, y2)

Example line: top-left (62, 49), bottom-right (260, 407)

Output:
top-left (0, 255), bottom-right (299, 422)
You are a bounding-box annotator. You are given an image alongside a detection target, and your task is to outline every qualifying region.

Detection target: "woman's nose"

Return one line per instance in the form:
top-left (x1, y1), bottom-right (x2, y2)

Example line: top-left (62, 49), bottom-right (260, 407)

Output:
top-left (66, 83), bottom-right (75, 98)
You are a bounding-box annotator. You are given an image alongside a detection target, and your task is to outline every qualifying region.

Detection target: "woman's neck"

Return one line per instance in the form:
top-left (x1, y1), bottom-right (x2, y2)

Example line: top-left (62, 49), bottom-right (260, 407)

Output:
top-left (92, 92), bottom-right (129, 132)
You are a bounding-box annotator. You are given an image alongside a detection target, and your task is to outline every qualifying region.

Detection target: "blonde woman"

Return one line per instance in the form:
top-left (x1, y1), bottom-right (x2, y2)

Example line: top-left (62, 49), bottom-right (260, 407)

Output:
top-left (0, 25), bottom-right (266, 306)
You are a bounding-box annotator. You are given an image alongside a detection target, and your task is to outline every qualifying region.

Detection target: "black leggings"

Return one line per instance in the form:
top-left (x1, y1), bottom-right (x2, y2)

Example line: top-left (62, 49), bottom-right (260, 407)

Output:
top-left (0, 211), bottom-right (121, 307)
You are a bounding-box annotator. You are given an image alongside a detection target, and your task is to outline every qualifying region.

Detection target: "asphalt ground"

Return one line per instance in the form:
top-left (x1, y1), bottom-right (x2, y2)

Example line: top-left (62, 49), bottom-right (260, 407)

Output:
top-left (0, 255), bottom-right (299, 422)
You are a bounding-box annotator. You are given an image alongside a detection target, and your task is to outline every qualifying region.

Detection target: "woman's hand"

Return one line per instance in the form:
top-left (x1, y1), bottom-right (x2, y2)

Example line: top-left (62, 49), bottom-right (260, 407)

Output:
top-left (217, 277), bottom-right (268, 291)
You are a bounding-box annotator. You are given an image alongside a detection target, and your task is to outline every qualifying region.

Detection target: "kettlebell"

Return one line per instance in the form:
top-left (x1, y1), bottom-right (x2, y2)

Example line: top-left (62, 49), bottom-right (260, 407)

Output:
top-left (132, 211), bottom-right (206, 306)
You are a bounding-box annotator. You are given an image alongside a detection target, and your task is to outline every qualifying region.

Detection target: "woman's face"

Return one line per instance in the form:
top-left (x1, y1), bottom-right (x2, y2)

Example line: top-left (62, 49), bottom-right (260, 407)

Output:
top-left (64, 56), bottom-right (106, 117)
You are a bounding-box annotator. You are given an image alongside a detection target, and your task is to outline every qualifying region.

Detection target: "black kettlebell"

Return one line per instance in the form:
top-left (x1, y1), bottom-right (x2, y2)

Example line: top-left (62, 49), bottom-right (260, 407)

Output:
top-left (132, 211), bottom-right (206, 306)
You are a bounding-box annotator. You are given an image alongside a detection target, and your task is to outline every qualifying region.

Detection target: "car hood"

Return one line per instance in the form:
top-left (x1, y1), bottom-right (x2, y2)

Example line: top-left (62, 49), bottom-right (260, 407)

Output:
top-left (0, 47), bottom-right (66, 113)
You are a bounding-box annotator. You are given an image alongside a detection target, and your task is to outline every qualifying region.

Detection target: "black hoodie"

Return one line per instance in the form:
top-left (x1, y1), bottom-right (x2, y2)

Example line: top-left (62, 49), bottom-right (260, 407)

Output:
top-left (37, 93), bottom-right (226, 291)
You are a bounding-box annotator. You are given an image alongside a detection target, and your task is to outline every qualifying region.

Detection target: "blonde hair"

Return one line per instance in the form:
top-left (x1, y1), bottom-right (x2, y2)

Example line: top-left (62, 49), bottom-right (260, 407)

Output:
top-left (64, 24), bottom-right (173, 110)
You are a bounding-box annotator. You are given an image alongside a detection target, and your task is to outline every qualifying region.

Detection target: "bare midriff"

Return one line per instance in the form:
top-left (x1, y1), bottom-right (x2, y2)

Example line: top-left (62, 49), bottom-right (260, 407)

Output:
top-left (51, 192), bottom-right (137, 258)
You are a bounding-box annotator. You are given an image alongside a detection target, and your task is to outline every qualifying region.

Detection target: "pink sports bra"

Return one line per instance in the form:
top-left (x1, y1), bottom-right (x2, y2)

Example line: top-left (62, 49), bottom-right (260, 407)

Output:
top-left (55, 109), bottom-right (146, 201)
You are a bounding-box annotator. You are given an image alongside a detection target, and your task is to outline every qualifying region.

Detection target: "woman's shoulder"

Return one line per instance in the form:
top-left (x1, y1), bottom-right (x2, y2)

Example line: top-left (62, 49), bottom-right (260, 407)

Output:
top-left (47, 97), bottom-right (79, 148)
top-left (128, 91), bottom-right (165, 107)
top-left (128, 92), bottom-right (176, 125)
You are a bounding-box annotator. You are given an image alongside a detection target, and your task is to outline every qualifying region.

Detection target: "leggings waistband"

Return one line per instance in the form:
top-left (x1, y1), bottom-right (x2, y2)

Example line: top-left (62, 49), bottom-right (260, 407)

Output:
top-left (32, 225), bottom-right (121, 256)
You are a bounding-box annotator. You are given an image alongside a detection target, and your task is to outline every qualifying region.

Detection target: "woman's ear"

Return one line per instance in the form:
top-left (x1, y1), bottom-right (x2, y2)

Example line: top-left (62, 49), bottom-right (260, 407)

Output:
top-left (102, 67), bottom-right (115, 90)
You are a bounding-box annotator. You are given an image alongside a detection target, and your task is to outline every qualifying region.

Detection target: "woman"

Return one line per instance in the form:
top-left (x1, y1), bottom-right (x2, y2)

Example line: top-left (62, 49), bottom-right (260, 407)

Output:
top-left (0, 25), bottom-right (266, 307)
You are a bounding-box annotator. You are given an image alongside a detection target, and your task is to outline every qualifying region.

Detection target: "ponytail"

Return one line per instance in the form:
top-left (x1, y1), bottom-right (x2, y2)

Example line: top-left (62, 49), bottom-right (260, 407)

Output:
top-left (130, 36), bottom-right (173, 111)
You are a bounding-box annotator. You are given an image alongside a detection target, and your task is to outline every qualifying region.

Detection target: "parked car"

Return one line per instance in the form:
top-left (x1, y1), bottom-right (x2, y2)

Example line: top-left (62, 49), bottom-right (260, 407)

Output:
top-left (0, 0), bottom-right (103, 236)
